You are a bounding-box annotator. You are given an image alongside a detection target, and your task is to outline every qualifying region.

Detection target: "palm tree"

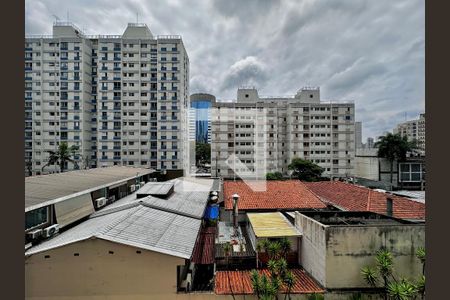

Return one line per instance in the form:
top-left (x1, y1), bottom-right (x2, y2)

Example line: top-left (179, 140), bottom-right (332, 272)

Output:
top-left (387, 279), bottom-right (417, 300)
top-left (375, 249), bottom-right (394, 300)
top-left (375, 133), bottom-right (414, 185)
top-left (416, 247), bottom-right (425, 276)
top-left (250, 269), bottom-right (261, 299)
top-left (283, 270), bottom-right (295, 300)
top-left (256, 240), bottom-right (264, 269)
top-left (279, 237), bottom-right (292, 258)
top-left (361, 266), bottom-right (378, 287)
top-left (41, 142), bottom-right (79, 173)
top-left (267, 241), bottom-right (282, 260)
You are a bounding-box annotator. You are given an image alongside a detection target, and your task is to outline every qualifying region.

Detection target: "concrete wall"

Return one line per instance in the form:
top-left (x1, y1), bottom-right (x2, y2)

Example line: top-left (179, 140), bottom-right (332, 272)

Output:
top-left (325, 225), bottom-right (425, 289)
top-left (295, 212), bottom-right (327, 287)
top-left (25, 238), bottom-right (185, 299)
top-left (295, 212), bottom-right (425, 290)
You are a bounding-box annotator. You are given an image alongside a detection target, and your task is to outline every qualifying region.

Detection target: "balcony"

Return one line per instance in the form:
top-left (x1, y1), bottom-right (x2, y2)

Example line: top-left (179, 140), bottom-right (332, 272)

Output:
top-left (113, 67), bottom-right (121, 71)
top-left (113, 136), bottom-right (121, 140)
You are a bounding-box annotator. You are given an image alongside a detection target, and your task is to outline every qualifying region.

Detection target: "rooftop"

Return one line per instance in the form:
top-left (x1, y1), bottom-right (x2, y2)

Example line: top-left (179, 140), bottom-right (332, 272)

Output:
top-left (25, 166), bottom-right (153, 212)
top-left (25, 201), bottom-right (201, 259)
top-left (103, 177), bottom-right (216, 219)
top-left (247, 212), bottom-right (301, 238)
top-left (214, 269), bottom-right (324, 295)
top-left (304, 181), bottom-right (425, 220)
top-left (224, 180), bottom-right (327, 211)
top-left (297, 211), bottom-right (414, 226)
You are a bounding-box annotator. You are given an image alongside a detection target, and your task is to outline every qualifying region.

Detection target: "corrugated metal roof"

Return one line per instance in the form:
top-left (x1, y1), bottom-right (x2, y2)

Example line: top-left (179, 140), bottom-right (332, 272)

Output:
top-left (25, 166), bottom-right (154, 211)
top-left (137, 182), bottom-right (174, 197)
top-left (214, 269), bottom-right (324, 295)
top-left (248, 212), bottom-right (301, 238)
top-left (25, 203), bottom-right (201, 259)
top-left (191, 227), bottom-right (216, 264)
top-left (99, 177), bottom-right (213, 219)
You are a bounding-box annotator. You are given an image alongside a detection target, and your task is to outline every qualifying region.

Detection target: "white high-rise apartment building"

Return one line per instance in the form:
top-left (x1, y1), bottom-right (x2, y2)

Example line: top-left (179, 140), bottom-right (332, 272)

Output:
top-left (393, 113), bottom-right (426, 154)
top-left (211, 87), bottom-right (356, 179)
top-left (25, 22), bottom-right (189, 176)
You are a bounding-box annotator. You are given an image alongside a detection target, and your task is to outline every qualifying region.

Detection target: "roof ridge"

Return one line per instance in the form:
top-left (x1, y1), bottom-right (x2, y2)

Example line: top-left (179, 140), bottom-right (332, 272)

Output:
top-left (298, 180), bottom-right (326, 204)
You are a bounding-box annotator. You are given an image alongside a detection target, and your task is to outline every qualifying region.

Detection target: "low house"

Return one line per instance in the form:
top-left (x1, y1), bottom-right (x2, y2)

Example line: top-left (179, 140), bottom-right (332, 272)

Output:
top-left (247, 212), bottom-right (301, 264)
top-left (25, 166), bottom-right (154, 246)
top-left (222, 180), bottom-right (329, 222)
top-left (295, 211), bottom-right (425, 290)
top-left (25, 177), bottom-right (217, 299)
top-left (304, 181), bottom-right (425, 221)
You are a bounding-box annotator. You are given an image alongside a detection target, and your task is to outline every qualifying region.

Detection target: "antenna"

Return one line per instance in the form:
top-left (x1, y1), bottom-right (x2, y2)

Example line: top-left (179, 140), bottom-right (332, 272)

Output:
top-left (136, 12), bottom-right (139, 23)
top-left (67, 11), bottom-right (69, 22)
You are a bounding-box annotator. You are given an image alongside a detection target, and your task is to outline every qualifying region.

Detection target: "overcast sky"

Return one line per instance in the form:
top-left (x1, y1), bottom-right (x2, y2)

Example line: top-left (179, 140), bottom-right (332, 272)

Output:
top-left (26, 0), bottom-right (424, 140)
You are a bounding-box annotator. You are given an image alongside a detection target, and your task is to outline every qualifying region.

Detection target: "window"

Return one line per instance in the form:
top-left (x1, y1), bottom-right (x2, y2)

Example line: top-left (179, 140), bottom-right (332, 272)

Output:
top-left (25, 207), bottom-right (48, 230)
top-left (399, 163), bottom-right (424, 182)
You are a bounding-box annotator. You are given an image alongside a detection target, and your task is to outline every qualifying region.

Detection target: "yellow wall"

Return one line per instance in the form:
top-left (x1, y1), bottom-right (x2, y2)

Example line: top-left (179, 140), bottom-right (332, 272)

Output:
top-left (25, 238), bottom-right (185, 299)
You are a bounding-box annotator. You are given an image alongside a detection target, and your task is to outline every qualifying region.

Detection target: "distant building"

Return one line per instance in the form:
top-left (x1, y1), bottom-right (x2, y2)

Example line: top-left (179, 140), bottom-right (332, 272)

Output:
top-left (366, 137), bottom-right (375, 149)
top-left (189, 93), bottom-right (216, 144)
top-left (25, 21), bottom-right (190, 176)
top-left (393, 113), bottom-right (426, 153)
top-left (212, 87), bottom-right (356, 179)
top-left (353, 148), bottom-right (425, 191)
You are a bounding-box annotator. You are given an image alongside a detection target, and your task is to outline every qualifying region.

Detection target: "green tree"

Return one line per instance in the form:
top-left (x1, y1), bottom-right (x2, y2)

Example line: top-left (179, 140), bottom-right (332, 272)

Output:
top-left (42, 142), bottom-right (79, 173)
top-left (250, 239), bottom-right (296, 300)
top-left (266, 172), bottom-right (283, 180)
top-left (195, 142), bottom-right (211, 166)
top-left (361, 248), bottom-right (425, 300)
top-left (288, 158), bottom-right (324, 181)
top-left (375, 133), bottom-right (414, 184)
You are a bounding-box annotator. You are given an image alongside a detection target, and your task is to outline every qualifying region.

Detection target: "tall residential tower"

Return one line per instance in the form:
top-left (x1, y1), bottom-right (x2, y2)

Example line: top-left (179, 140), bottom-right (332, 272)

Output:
top-left (25, 22), bottom-right (189, 175)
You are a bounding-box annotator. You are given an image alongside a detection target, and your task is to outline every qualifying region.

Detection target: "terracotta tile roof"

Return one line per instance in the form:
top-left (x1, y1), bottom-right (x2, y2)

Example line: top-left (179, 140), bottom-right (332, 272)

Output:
top-left (214, 268), bottom-right (324, 295)
top-left (191, 227), bottom-right (216, 264)
top-left (304, 181), bottom-right (425, 220)
top-left (224, 181), bottom-right (327, 211)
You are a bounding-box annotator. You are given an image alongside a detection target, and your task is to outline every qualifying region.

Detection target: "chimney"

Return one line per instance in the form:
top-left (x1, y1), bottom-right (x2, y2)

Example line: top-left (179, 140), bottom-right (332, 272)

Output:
top-left (386, 197), bottom-right (393, 217)
top-left (232, 193), bottom-right (240, 236)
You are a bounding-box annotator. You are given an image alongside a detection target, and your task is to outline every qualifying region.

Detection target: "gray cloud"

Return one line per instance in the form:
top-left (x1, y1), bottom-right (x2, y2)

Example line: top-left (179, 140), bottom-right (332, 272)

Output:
top-left (25, 0), bottom-right (424, 140)
top-left (220, 56), bottom-right (269, 92)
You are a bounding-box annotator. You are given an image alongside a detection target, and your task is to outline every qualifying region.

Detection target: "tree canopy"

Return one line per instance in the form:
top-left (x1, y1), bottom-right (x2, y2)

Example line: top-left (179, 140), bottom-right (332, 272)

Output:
top-left (375, 133), bottom-right (414, 162)
top-left (288, 158), bottom-right (324, 181)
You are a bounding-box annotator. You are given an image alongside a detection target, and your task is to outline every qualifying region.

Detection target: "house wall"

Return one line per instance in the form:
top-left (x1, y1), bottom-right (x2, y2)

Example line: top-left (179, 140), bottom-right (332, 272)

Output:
top-left (325, 224), bottom-right (425, 289)
top-left (295, 212), bottom-right (327, 287)
top-left (25, 238), bottom-right (185, 300)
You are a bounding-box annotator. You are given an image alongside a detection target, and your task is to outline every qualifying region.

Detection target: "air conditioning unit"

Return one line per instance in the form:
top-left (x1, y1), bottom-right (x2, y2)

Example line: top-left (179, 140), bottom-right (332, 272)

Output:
top-left (130, 184), bottom-right (136, 192)
top-left (109, 195), bottom-right (116, 202)
top-left (42, 224), bottom-right (59, 238)
top-left (26, 229), bottom-right (43, 240)
top-left (95, 197), bottom-right (107, 208)
top-left (140, 181), bottom-right (145, 186)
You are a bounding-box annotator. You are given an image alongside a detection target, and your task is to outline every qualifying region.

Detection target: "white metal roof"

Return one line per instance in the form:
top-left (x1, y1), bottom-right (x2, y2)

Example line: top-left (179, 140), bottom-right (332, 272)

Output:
top-left (102, 177), bottom-right (214, 218)
top-left (25, 166), bottom-right (154, 211)
top-left (25, 203), bottom-right (201, 259)
top-left (137, 182), bottom-right (174, 197)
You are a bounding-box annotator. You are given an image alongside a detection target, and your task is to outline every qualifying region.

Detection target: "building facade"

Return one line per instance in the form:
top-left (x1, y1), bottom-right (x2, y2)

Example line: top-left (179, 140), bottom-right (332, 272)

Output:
top-left (393, 113), bottom-right (425, 153)
top-left (25, 21), bottom-right (189, 176)
top-left (189, 93), bottom-right (216, 144)
top-left (211, 87), bottom-right (356, 179)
